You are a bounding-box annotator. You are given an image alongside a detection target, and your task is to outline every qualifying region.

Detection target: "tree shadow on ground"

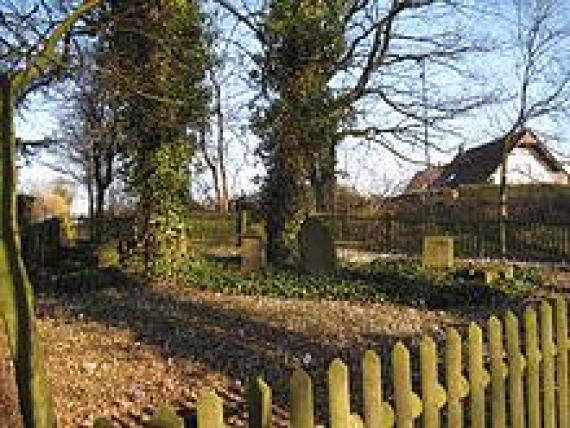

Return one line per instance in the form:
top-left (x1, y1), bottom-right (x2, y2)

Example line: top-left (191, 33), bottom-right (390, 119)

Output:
top-left (34, 263), bottom-right (444, 426)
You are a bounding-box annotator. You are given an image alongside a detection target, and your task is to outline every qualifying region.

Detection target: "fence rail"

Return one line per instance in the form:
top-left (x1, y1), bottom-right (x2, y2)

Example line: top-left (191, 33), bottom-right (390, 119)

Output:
top-left (315, 214), bottom-right (570, 263)
top-left (95, 297), bottom-right (570, 427)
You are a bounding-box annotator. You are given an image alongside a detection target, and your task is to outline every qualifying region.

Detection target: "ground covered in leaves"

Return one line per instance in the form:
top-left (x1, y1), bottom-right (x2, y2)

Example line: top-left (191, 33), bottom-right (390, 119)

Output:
top-left (1, 256), bottom-right (561, 427)
top-left (0, 273), bottom-right (500, 427)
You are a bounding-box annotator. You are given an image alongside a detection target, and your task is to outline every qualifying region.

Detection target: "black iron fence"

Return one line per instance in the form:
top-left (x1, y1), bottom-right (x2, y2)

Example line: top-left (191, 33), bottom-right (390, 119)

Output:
top-left (315, 213), bottom-right (570, 262)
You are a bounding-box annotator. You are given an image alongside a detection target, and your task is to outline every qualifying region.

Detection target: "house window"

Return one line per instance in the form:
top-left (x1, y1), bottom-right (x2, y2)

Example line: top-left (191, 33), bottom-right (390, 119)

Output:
top-left (445, 173), bottom-right (457, 183)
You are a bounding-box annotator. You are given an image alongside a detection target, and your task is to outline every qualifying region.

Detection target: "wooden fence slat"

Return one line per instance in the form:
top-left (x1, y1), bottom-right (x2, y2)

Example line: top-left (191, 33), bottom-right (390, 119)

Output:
top-left (147, 405), bottom-right (185, 428)
top-left (362, 350), bottom-right (394, 428)
top-left (247, 376), bottom-right (272, 428)
top-left (506, 311), bottom-right (526, 428)
top-left (329, 358), bottom-right (351, 428)
top-left (525, 307), bottom-right (541, 428)
top-left (468, 322), bottom-right (489, 428)
top-left (542, 301), bottom-right (557, 428)
top-left (446, 328), bottom-right (469, 428)
top-left (351, 413), bottom-right (365, 428)
top-left (291, 368), bottom-right (314, 428)
top-left (362, 350), bottom-right (381, 428)
top-left (556, 297), bottom-right (569, 428)
top-left (198, 389), bottom-right (224, 428)
top-left (489, 316), bottom-right (507, 428)
top-left (393, 342), bottom-right (422, 428)
top-left (421, 335), bottom-right (446, 428)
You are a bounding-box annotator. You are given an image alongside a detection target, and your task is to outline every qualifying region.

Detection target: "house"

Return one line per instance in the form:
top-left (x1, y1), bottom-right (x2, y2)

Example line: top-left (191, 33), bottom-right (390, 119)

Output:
top-left (405, 165), bottom-right (446, 193)
top-left (408, 129), bottom-right (569, 192)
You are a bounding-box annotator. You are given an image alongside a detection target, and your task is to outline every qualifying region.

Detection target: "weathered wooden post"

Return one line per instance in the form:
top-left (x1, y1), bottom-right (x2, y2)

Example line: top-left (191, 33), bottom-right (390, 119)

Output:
top-left (420, 335), bottom-right (446, 428)
top-left (329, 358), bottom-right (350, 428)
top-left (525, 307), bottom-right (541, 428)
top-left (290, 368), bottom-right (314, 428)
top-left (392, 342), bottom-right (422, 428)
top-left (468, 323), bottom-right (489, 428)
top-left (247, 376), bottom-right (272, 428)
top-left (362, 350), bottom-right (394, 428)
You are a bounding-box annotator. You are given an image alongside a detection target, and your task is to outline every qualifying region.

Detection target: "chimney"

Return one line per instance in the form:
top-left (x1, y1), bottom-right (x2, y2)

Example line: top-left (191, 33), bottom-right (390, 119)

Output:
top-left (458, 143), bottom-right (465, 156)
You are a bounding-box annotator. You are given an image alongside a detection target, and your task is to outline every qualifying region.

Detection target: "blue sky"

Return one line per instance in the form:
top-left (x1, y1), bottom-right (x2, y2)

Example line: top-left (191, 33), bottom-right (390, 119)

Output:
top-left (15, 0), bottom-right (570, 213)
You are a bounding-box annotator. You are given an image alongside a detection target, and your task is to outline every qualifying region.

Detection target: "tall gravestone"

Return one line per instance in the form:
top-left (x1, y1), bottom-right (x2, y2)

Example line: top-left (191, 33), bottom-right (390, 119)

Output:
top-left (241, 222), bottom-right (267, 274)
top-left (423, 235), bottom-right (454, 269)
top-left (298, 218), bottom-right (336, 275)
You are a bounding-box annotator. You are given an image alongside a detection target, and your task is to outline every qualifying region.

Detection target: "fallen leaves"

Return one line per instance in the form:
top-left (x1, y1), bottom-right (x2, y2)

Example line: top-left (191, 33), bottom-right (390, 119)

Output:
top-left (1, 279), bottom-right (492, 427)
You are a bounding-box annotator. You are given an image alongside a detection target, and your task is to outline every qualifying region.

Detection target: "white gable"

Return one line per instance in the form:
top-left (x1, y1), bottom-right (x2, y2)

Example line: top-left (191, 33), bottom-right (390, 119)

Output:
top-left (489, 146), bottom-right (568, 185)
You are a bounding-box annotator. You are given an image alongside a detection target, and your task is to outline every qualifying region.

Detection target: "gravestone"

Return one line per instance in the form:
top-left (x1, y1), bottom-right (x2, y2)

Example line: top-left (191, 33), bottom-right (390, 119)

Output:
top-left (298, 218), bottom-right (336, 275)
top-left (423, 235), bottom-right (454, 269)
top-left (241, 224), bottom-right (267, 274)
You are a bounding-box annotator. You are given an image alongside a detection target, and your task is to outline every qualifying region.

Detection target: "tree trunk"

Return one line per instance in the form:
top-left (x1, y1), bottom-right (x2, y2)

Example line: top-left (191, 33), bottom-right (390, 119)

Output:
top-left (312, 144), bottom-right (336, 213)
top-left (86, 159), bottom-right (95, 242)
top-left (499, 133), bottom-right (510, 259)
top-left (215, 82), bottom-right (229, 213)
top-left (95, 183), bottom-right (105, 224)
top-left (1, 75), bottom-right (55, 427)
top-left (87, 180), bottom-right (95, 241)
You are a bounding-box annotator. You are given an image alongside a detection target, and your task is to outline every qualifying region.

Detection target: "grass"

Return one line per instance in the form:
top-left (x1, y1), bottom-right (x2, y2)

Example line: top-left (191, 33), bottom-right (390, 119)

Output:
top-left (182, 258), bottom-right (541, 309)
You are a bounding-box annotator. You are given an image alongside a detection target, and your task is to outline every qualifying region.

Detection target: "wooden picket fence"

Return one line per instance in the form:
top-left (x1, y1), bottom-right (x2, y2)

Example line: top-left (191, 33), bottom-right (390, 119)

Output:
top-left (95, 297), bottom-right (569, 428)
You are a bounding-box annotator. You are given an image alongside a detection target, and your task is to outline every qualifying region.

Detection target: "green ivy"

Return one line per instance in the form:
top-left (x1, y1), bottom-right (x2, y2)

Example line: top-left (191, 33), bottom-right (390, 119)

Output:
top-left (181, 259), bottom-right (540, 309)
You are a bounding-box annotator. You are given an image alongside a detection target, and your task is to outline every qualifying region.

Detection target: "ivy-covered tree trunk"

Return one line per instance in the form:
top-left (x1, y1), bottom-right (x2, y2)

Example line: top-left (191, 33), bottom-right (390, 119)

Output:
top-left (0, 75), bottom-right (55, 427)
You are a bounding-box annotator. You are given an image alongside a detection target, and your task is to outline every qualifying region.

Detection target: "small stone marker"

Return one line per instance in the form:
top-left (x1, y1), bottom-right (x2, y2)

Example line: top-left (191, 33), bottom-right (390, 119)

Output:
top-left (241, 224), bottom-right (267, 274)
top-left (482, 263), bottom-right (514, 284)
top-left (423, 235), bottom-right (454, 269)
top-left (298, 217), bottom-right (336, 275)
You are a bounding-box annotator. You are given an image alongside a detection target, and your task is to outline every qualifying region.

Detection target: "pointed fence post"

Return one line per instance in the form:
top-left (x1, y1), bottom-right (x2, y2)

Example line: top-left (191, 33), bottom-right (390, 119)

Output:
top-left (147, 405), bottom-right (184, 428)
top-left (329, 358), bottom-right (350, 428)
top-left (291, 368), bottom-right (314, 428)
top-left (446, 328), bottom-right (469, 428)
top-left (556, 297), bottom-right (568, 428)
top-left (420, 335), bottom-right (446, 428)
top-left (542, 301), bottom-right (556, 428)
top-left (525, 307), bottom-right (541, 428)
top-left (247, 376), bottom-right (272, 428)
top-left (489, 316), bottom-right (507, 428)
top-left (468, 323), bottom-right (489, 428)
top-left (197, 388), bottom-right (225, 428)
top-left (362, 350), bottom-right (394, 428)
top-left (506, 311), bottom-right (525, 428)
top-left (392, 342), bottom-right (422, 428)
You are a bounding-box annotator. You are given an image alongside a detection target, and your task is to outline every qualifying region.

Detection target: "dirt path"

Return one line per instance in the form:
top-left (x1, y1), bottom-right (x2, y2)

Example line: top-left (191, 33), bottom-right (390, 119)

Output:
top-left (0, 280), bottom-right (496, 427)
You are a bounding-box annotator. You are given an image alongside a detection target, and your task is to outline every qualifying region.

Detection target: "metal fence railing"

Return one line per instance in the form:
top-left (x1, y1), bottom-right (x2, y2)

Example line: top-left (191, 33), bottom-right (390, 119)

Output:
top-left (315, 213), bottom-right (570, 263)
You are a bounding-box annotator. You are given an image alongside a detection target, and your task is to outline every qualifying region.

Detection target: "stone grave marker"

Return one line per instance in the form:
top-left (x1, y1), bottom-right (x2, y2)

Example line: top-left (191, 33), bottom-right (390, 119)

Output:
top-left (298, 217), bottom-right (336, 275)
top-left (241, 224), bottom-right (267, 274)
top-left (423, 235), bottom-right (454, 269)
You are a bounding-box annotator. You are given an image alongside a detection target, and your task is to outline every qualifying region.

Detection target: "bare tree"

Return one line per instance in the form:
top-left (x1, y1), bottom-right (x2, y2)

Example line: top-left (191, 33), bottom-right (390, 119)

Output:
top-left (482, 0), bottom-right (570, 256)
top-left (199, 71), bottom-right (230, 213)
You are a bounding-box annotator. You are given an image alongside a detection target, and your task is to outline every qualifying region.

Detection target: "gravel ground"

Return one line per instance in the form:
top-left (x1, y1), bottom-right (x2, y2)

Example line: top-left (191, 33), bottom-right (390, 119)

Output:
top-left (0, 279), bottom-right (499, 427)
